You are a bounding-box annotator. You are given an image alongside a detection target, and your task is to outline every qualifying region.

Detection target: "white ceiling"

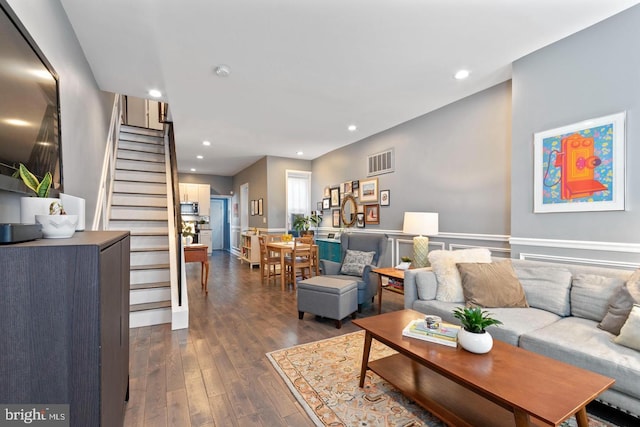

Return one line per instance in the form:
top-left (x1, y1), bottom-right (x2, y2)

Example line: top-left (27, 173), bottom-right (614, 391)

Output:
top-left (60, 0), bottom-right (640, 176)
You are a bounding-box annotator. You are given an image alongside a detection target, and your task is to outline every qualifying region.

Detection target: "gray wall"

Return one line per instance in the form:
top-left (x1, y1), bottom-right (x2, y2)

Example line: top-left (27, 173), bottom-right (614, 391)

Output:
top-left (511, 5), bottom-right (640, 263)
top-left (232, 156), bottom-right (268, 229)
top-left (178, 173), bottom-right (233, 196)
top-left (312, 82), bottom-right (512, 237)
top-left (0, 0), bottom-right (113, 225)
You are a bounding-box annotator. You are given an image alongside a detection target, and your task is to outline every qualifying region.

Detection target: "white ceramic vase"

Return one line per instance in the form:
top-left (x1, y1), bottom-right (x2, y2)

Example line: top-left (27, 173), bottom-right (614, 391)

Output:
top-left (458, 328), bottom-right (493, 354)
top-left (20, 197), bottom-right (60, 224)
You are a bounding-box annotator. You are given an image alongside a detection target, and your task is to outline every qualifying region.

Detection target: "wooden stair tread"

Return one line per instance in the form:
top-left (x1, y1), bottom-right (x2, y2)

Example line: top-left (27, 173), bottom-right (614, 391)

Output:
top-left (130, 263), bottom-right (170, 271)
top-left (130, 300), bottom-right (171, 312)
top-left (131, 246), bottom-right (170, 252)
top-left (130, 282), bottom-right (170, 290)
top-left (130, 230), bottom-right (169, 236)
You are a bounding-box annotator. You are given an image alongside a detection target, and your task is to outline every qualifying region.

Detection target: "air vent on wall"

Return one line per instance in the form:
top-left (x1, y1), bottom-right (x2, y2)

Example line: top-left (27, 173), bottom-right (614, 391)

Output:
top-left (367, 148), bottom-right (394, 177)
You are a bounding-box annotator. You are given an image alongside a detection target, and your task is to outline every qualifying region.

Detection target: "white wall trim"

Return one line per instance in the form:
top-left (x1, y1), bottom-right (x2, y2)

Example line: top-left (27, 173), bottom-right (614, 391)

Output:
top-left (318, 228), bottom-right (510, 242)
top-left (518, 252), bottom-right (640, 270)
top-left (449, 243), bottom-right (511, 256)
top-left (510, 237), bottom-right (640, 253)
top-left (394, 237), bottom-right (445, 265)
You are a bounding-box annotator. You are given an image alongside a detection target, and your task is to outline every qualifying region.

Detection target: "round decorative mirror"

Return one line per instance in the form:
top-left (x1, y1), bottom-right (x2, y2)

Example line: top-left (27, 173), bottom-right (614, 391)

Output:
top-left (340, 195), bottom-right (357, 227)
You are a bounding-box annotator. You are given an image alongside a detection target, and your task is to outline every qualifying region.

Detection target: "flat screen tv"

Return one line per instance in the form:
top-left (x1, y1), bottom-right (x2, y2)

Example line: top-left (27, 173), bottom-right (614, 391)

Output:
top-left (0, 0), bottom-right (62, 194)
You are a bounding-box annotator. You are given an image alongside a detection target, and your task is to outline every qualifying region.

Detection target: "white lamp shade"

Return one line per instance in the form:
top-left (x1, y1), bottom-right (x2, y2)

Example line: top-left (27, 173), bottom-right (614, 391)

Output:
top-left (402, 212), bottom-right (439, 236)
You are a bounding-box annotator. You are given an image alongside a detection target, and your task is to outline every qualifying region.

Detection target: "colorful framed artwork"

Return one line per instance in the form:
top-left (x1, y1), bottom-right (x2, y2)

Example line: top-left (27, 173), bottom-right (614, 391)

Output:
top-left (356, 212), bottom-right (365, 228)
top-left (330, 187), bottom-right (340, 207)
top-left (533, 112), bottom-right (625, 213)
top-left (380, 189), bottom-right (390, 206)
top-left (364, 204), bottom-right (380, 224)
top-left (343, 181), bottom-right (352, 195)
top-left (323, 186), bottom-right (331, 198)
top-left (359, 178), bottom-right (378, 203)
top-left (322, 198), bottom-right (330, 210)
top-left (258, 198), bottom-right (263, 216)
top-left (332, 209), bottom-right (340, 227)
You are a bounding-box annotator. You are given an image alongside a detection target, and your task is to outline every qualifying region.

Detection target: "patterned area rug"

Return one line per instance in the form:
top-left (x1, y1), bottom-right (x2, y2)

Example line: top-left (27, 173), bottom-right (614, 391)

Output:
top-left (266, 331), bottom-right (617, 427)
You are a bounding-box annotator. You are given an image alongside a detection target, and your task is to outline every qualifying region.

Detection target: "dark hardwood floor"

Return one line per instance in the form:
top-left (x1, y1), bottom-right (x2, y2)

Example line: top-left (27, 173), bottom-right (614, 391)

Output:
top-left (123, 250), bottom-right (405, 427)
top-left (123, 250), bottom-right (637, 427)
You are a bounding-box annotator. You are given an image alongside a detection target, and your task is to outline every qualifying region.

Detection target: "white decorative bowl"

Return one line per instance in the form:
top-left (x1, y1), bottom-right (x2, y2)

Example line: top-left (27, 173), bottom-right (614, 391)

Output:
top-left (35, 215), bottom-right (79, 239)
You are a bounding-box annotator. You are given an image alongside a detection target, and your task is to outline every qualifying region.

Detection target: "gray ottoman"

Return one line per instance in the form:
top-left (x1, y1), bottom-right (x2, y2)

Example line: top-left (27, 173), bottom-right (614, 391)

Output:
top-left (297, 277), bottom-right (358, 329)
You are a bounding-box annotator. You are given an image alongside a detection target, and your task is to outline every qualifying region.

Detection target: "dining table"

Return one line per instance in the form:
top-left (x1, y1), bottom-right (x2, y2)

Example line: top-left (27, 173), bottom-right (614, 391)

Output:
top-left (266, 240), bottom-right (318, 290)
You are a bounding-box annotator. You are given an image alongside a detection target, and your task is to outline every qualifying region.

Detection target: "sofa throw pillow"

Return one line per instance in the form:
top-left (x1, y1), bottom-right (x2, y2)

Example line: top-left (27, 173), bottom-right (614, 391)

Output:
top-left (340, 250), bottom-right (375, 276)
top-left (429, 248), bottom-right (492, 303)
top-left (598, 270), bottom-right (640, 335)
top-left (613, 304), bottom-right (640, 351)
top-left (512, 266), bottom-right (572, 316)
top-left (571, 274), bottom-right (625, 322)
top-left (457, 260), bottom-right (529, 308)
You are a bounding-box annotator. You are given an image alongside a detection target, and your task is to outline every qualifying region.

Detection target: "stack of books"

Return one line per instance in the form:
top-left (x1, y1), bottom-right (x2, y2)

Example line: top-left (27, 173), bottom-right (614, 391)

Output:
top-left (402, 319), bottom-right (460, 347)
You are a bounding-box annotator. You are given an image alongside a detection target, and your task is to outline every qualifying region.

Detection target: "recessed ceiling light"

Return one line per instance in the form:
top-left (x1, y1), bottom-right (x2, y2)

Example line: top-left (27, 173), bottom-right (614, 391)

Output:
top-left (148, 89), bottom-right (162, 98)
top-left (214, 65), bottom-right (231, 77)
top-left (202, 140), bottom-right (211, 146)
top-left (348, 124), bottom-right (358, 132)
top-left (454, 69), bottom-right (470, 80)
top-left (296, 151), bottom-right (304, 156)
top-left (196, 155), bottom-right (203, 159)
top-left (190, 168), bottom-right (196, 172)
top-left (4, 118), bottom-right (29, 126)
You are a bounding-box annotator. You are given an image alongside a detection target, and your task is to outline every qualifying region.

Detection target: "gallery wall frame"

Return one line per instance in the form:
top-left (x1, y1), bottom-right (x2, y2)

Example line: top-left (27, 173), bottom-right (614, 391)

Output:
top-left (364, 204), bottom-right (380, 224)
top-left (322, 198), bottom-right (330, 210)
top-left (359, 178), bottom-right (378, 203)
top-left (356, 212), bottom-right (365, 228)
top-left (533, 112), bottom-right (625, 213)
top-left (330, 187), bottom-right (341, 207)
top-left (250, 200), bottom-right (256, 216)
top-left (258, 198), bottom-right (263, 216)
top-left (332, 209), bottom-right (340, 227)
top-left (380, 189), bottom-right (390, 206)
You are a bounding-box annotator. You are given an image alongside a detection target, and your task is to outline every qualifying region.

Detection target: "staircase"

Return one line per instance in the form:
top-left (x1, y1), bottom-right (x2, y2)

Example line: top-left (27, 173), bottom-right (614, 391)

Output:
top-left (108, 124), bottom-right (172, 327)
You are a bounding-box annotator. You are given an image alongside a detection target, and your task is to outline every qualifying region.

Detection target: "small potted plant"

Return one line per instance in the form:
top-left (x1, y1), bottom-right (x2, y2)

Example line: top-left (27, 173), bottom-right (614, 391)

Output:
top-left (14, 163), bottom-right (61, 224)
top-left (452, 307), bottom-right (503, 354)
top-left (292, 213), bottom-right (321, 236)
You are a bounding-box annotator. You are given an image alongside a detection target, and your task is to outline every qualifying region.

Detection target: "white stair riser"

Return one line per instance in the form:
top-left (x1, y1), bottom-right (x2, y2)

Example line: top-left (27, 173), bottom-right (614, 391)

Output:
top-left (130, 287), bottom-right (171, 305)
top-left (111, 207), bottom-right (168, 221)
top-left (130, 268), bottom-right (170, 285)
top-left (113, 181), bottom-right (166, 194)
top-left (117, 150), bottom-right (165, 163)
top-left (116, 159), bottom-right (165, 173)
top-left (109, 220), bottom-right (168, 230)
top-left (111, 194), bottom-right (167, 207)
top-left (120, 125), bottom-right (163, 138)
top-left (131, 235), bottom-right (169, 249)
top-left (119, 140), bottom-right (164, 154)
top-left (115, 170), bottom-right (166, 184)
top-left (130, 308), bottom-right (171, 328)
top-left (131, 251), bottom-right (170, 266)
top-left (119, 133), bottom-right (163, 145)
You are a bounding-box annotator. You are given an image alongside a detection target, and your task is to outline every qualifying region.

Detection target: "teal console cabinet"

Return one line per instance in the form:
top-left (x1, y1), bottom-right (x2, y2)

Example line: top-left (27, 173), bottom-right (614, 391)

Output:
top-left (316, 238), bottom-right (341, 263)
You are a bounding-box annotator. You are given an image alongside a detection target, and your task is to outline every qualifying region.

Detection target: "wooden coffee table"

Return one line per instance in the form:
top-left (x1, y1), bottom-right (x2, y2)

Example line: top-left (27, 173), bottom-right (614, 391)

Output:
top-left (353, 309), bottom-right (614, 427)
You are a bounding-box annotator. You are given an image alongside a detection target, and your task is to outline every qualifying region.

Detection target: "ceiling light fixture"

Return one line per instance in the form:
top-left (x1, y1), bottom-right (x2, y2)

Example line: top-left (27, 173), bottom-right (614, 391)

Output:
top-left (202, 140), bottom-right (211, 146)
top-left (214, 65), bottom-right (231, 77)
top-left (196, 155), bottom-right (203, 159)
top-left (296, 151), bottom-right (304, 156)
top-left (4, 118), bottom-right (29, 126)
top-left (190, 168), bottom-right (196, 172)
top-left (148, 89), bottom-right (162, 98)
top-left (454, 69), bottom-right (470, 80)
top-left (348, 124), bottom-right (358, 132)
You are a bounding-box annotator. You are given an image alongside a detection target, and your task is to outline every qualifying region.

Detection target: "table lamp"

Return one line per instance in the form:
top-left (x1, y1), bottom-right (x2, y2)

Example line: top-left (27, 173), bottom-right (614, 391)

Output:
top-left (402, 212), bottom-right (439, 268)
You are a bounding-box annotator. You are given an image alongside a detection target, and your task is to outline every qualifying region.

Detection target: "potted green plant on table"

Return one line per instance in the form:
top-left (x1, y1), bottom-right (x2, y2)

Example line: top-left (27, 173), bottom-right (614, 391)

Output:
top-left (181, 221), bottom-right (195, 245)
top-left (292, 213), bottom-right (321, 236)
top-left (395, 256), bottom-right (412, 270)
top-left (452, 307), bottom-right (503, 354)
top-left (14, 163), bottom-right (60, 224)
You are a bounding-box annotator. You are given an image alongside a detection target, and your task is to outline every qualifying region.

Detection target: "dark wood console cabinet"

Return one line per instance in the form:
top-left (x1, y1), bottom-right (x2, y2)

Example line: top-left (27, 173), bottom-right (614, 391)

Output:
top-left (0, 231), bottom-right (130, 427)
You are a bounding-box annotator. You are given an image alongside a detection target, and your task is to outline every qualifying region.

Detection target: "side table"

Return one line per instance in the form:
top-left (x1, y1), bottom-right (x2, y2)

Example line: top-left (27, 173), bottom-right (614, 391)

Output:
top-left (185, 244), bottom-right (210, 293)
top-left (373, 267), bottom-right (432, 314)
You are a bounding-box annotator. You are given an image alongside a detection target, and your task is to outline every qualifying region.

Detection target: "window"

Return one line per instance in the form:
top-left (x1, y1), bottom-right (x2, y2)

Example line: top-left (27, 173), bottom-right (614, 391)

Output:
top-left (286, 170), bottom-right (311, 231)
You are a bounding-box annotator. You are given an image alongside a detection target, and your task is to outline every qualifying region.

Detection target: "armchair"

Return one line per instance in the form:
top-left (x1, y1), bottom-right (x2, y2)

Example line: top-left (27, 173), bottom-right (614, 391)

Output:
top-left (319, 233), bottom-right (389, 311)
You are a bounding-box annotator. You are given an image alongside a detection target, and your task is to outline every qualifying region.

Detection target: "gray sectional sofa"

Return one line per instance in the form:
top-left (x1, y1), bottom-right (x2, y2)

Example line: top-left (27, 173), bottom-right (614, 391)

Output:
top-left (403, 258), bottom-right (640, 418)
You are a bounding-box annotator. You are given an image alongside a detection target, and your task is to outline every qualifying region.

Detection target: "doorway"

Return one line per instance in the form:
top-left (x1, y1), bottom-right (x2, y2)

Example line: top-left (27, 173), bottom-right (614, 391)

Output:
top-left (209, 198), bottom-right (229, 251)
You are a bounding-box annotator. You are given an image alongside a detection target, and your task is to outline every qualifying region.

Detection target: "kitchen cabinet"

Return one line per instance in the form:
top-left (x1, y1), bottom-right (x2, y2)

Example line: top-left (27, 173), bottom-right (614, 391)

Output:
top-left (0, 231), bottom-right (130, 427)
top-left (200, 230), bottom-right (212, 254)
top-left (179, 182), bottom-right (210, 215)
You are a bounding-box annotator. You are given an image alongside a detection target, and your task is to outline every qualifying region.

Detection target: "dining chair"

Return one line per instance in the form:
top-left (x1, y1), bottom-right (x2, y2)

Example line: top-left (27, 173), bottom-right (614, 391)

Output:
top-left (297, 235), bottom-right (319, 276)
top-left (258, 235), bottom-right (280, 284)
top-left (284, 237), bottom-right (312, 287)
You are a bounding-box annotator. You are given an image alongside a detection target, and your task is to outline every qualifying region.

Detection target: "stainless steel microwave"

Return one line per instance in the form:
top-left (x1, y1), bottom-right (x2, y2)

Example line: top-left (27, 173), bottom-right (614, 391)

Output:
top-left (180, 202), bottom-right (199, 215)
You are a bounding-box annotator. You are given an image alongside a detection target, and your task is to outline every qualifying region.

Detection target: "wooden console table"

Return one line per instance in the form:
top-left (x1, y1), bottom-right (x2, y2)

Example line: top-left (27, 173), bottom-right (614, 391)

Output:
top-left (185, 244), bottom-right (209, 293)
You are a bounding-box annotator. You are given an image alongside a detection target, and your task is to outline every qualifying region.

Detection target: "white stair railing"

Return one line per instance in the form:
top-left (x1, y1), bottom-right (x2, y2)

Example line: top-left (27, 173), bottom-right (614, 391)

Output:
top-left (92, 94), bottom-right (123, 230)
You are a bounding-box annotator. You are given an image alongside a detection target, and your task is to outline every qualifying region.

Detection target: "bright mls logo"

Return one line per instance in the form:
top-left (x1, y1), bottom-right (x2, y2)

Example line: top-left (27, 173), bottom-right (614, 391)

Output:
top-left (0, 405), bottom-right (69, 426)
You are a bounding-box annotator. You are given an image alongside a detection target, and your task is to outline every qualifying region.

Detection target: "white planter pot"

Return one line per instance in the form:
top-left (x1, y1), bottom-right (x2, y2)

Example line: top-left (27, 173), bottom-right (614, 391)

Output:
top-left (458, 328), bottom-right (493, 354)
top-left (20, 197), bottom-right (60, 224)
